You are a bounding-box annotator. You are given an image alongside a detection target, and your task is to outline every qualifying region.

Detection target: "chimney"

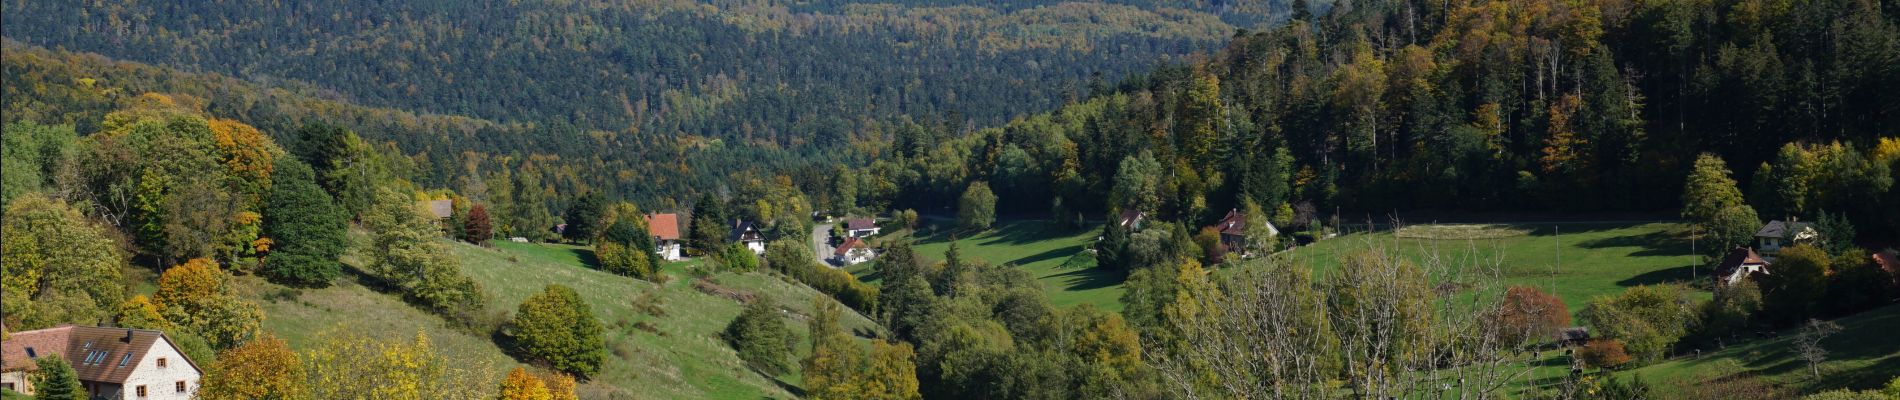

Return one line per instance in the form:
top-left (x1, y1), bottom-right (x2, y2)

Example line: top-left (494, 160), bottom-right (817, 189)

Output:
top-left (122, 329), bottom-right (134, 343)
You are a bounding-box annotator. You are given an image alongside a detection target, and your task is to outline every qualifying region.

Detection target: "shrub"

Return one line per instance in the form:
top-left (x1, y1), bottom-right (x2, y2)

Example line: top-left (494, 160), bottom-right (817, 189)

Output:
top-left (1578, 339), bottom-right (1632, 369)
top-left (509, 285), bottom-right (606, 377)
top-left (723, 298), bottom-right (796, 375)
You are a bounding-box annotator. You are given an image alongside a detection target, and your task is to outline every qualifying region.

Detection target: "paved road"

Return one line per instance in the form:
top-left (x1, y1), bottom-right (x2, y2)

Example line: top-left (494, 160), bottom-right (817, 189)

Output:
top-left (811, 222), bottom-right (836, 267)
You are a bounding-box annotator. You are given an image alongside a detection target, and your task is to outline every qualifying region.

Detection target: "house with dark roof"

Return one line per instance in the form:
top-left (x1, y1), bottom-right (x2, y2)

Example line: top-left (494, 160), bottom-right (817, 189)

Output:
top-left (1755, 219), bottom-right (1818, 254)
top-left (1117, 210), bottom-right (1147, 231)
top-left (646, 213), bottom-right (683, 261)
top-left (1211, 209), bottom-right (1276, 254)
top-left (845, 218), bottom-right (880, 238)
top-left (1, 325), bottom-right (203, 399)
top-left (730, 219), bottom-right (766, 255)
top-left (1715, 247), bottom-right (1771, 286)
top-left (1554, 327), bottom-right (1591, 347)
top-left (833, 237), bottom-right (874, 265)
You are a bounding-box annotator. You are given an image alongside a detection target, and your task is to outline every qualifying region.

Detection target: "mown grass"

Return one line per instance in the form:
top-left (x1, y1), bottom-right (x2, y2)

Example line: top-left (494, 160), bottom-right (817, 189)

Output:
top-left (850, 220), bottom-right (1701, 318)
top-left (852, 219), bottom-right (1121, 311)
top-left (1625, 304), bottom-right (1900, 396)
top-left (238, 237), bottom-right (877, 399)
top-left (1280, 221), bottom-right (1707, 319)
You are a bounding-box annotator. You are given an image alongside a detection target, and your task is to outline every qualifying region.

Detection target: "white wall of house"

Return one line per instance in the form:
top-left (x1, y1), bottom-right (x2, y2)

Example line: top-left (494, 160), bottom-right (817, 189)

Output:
top-left (0, 371), bottom-right (32, 394)
top-left (745, 240), bottom-right (766, 255)
top-left (117, 336), bottom-right (200, 400)
top-left (656, 241), bottom-right (683, 261)
top-left (848, 227), bottom-right (880, 238)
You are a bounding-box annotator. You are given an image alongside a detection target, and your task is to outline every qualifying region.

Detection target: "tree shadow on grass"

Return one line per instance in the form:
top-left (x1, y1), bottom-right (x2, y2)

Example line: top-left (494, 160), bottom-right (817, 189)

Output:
top-left (566, 247), bottom-right (602, 269)
top-left (1009, 245), bottom-right (1082, 267)
top-left (1044, 267), bottom-right (1125, 292)
top-left (1574, 229), bottom-right (1695, 258)
top-left (759, 369), bottom-right (806, 398)
top-left (1614, 265), bottom-right (1697, 287)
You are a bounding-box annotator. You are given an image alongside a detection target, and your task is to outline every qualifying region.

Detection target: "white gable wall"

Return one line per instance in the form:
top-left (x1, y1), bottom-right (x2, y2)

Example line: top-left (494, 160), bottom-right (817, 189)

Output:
top-left (117, 336), bottom-right (201, 400)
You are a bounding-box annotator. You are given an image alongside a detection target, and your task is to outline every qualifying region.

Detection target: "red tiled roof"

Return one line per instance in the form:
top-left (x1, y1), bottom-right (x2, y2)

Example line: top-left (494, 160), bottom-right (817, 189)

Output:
top-left (646, 213), bottom-right (681, 241)
top-left (847, 218), bottom-right (877, 231)
top-left (1715, 247), bottom-right (1768, 279)
top-left (835, 237), bottom-right (864, 257)
top-left (0, 325), bottom-right (201, 383)
top-left (1, 325), bottom-right (71, 372)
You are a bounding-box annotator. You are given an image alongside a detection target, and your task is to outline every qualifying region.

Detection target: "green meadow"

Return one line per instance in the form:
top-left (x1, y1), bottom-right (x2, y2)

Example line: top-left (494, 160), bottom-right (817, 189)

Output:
top-left (239, 237), bottom-right (877, 399)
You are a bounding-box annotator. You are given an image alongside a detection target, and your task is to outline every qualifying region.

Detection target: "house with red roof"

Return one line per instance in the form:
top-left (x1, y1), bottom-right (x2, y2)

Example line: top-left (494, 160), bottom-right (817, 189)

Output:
top-left (1, 325), bottom-right (203, 399)
top-left (833, 237), bottom-right (874, 265)
top-left (646, 213), bottom-right (684, 261)
top-left (1714, 247), bottom-right (1770, 286)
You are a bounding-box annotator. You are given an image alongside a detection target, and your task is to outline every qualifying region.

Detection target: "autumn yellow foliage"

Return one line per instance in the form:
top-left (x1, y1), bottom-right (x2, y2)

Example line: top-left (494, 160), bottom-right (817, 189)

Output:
top-left (199, 334), bottom-right (307, 400)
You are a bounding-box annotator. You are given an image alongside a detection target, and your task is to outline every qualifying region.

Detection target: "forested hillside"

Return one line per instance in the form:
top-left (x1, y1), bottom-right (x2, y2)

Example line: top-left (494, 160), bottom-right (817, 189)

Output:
top-left (0, 0), bottom-right (1251, 139)
top-left (836, 0), bottom-right (1899, 232)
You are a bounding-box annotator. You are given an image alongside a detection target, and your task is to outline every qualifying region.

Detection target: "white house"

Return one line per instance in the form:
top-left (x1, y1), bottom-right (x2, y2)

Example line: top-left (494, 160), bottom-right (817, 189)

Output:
top-left (1, 325), bottom-right (203, 400)
top-left (833, 237), bottom-right (875, 265)
top-left (1714, 247), bottom-right (1771, 286)
top-left (1755, 219), bottom-right (1818, 254)
top-left (845, 218), bottom-right (880, 238)
top-left (730, 220), bottom-right (766, 255)
top-left (647, 213), bottom-right (684, 261)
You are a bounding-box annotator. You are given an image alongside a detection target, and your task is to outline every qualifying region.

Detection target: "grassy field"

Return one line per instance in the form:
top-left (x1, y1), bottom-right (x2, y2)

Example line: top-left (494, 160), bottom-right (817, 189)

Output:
top-left (1279, 221), bottom-right (1706, 318)
top-left (1626, 304), bottom-right (1900, 396)
top-left (237, 237), bottom-right (878, 399)
top-left (852, 220), bottom-right (1120, 311)
top-left (849, 220), bottom-right (1702, 317)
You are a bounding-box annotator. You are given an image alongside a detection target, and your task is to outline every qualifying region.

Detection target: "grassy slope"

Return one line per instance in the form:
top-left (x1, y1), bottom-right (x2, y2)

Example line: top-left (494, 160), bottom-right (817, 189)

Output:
top-left (850, 220), bottom-right (1700, 316)
top-left (1627, 304), bottom-right (1900, 395)
top-left (852, 220), bottom-right (1120, 311)
top-left (1280, 222), bottom-right (1706, 318)
top-left (238, 238), bottom-right (877, 399)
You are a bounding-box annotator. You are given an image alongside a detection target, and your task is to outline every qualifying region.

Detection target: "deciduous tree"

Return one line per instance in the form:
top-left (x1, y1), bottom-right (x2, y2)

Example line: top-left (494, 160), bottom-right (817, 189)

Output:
top-left (1761, 245), bottom-right (1831, 324)
top-left (498, 367), bottom-right (552, 400)
top-left (1683, 154), bottom-right (1747, 226)
top-left (464, 203), bottom-right (494, 244)
top-left (509, 285), bottom-right (606, 378)
top-left (958, 181), bottom-right (997, 231)
top-left (199, 335), bottom-right (307, 400)
top-left (155, 258), bottom-right (264, 350)
top-left (364, 187), bottom-right (485, 315)
top-left (1, 194), bottom-right (125, 330)
top-left (1493, 286), bottom-right (1571, 346)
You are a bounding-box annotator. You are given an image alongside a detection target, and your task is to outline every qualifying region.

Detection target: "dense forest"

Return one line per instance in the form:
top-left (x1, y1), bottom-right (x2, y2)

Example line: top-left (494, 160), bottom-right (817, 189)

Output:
top-left (0, 0), bottom-right (1248, 138)
top-left (833, 0), bottom-right (1899, 236)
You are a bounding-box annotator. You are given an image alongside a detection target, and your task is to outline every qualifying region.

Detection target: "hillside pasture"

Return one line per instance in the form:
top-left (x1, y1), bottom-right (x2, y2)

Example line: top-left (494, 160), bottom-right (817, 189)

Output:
top-left (241, 238), bottom-right (876, 400)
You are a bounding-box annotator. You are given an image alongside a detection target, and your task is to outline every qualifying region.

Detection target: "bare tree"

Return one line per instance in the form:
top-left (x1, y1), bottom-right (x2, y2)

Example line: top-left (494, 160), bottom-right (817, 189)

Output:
top-left (1793, 318), bottom-right (1842, 379)
top-left (1147, 218), bottom-right (1542, 399)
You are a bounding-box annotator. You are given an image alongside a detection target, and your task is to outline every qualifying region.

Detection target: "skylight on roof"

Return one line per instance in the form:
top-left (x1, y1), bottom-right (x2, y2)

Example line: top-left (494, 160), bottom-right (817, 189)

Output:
top-left (119, 353), bottom-right (134, 367)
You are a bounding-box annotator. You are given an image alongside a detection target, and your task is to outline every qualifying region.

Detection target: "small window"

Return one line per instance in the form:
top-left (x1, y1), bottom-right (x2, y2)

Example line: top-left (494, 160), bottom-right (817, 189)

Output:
top-left (23, 347), bottom-right (34, 358)
top-left (176, 381), bottom-right (187, 393)
top-left (119, 353), bottom-right (134, 367)
top-left (2, 382), bottom-right (14, 390)
top-left (157, 357), bottom-right (168, 367)
top-left (136, 385), bottom-right (147, 397)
